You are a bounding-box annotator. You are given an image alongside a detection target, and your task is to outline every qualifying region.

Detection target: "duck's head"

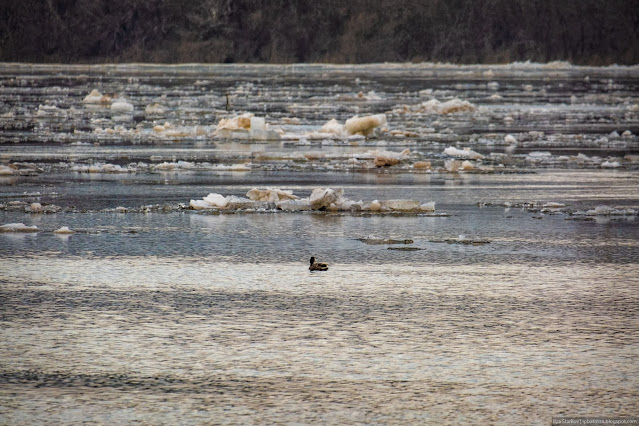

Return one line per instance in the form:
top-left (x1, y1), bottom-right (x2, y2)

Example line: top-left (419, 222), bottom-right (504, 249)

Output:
top-left (310, 257), bottom-right (315, 264)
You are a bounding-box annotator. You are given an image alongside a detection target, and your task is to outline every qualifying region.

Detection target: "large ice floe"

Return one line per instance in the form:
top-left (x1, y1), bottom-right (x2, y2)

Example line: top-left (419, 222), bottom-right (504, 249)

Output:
top-left (189, 187), bottom-right (440, 214)
top-left (0, 223), bottom-right (39, 232)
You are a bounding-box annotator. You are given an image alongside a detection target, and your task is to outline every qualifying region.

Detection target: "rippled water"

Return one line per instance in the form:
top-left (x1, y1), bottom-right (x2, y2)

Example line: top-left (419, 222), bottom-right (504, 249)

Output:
top-left (1, 63), bottom-right (639, 424)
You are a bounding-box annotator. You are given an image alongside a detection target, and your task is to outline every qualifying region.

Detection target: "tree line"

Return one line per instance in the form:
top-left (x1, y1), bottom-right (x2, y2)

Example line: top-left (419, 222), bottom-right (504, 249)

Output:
top-left (1, 0), bottom-right (637, 65)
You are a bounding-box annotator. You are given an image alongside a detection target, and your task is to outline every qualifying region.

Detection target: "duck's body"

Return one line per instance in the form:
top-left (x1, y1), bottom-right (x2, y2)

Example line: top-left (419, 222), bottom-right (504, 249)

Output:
top-left (309, 257), bottom-right (328, 271)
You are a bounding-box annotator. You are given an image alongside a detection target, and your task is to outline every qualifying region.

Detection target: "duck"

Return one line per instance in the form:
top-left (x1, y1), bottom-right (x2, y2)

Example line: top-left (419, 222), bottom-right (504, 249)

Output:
top-left (309, 256), bottom-right (328, 271)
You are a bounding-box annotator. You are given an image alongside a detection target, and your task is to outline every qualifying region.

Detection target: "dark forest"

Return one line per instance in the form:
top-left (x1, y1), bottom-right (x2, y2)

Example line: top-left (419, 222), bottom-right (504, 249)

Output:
top-left (1, 0), bottom-right (638, 64)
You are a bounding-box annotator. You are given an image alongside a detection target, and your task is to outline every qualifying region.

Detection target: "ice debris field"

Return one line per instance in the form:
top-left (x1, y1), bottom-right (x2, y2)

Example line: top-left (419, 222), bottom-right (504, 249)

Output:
top-left (0, 61), bottom-right (638, 221)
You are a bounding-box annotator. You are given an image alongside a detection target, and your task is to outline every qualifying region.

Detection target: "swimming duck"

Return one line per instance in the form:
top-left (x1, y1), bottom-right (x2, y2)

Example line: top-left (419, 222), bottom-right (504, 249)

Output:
top-left (309, 257), bottom-right (328, 271)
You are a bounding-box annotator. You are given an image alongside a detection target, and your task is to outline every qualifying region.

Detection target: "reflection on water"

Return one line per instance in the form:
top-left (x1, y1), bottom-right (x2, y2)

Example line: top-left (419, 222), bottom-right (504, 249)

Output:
top-left (1, 256), bottom-right (638, 424)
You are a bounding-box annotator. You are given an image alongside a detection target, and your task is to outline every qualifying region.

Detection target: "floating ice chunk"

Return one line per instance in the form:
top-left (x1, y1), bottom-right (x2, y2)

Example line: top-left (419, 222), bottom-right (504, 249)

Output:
top-left (460, 160), bottom-right (475, 171)
top-left (413, 161), bottom-right (431, 170)
top-left (228, 163), bottom-right (252, 171)
top-left (487, 81), bottom-right (499, 90)
top-left (27, 202), bottom-right (42, 213)
top-left (381, 200), bottom-right (421, 211)
top-left (277, 199), bottom-right (311, 211)
top-left (337, 91), bottom-right (382, 101)
top-left (54, 226), bottom-right (75, 234)
top-left (445, 159), bottom-right (461, 172)
top-left (443, 146), bottom-right (484, 160)
top-left (505, 134), bottom-right (518, 155)
top-left (83, 89), bottom-right (110, 104)
top-left (72, 163), bottom-right (130, 173)
top-left (624, 155), bottom-right (639, 163)
top-left (344, 114), bottom-right (387, 137)
top-left (36, 104), bottom-right (63, 117)
top-left (586, 205), bottom-right (637, 216)
top-left (420, 99), bottom-right (442, 113)
top-left (420, 202), bottom-right (436, 212)
top-left (609, 131), bottom-right (620, 138)
top-left (0, 165), bottom-right (14, 175)
top-left (223, 195), bottom-right (251, 204)
top-left (404, 98), bottom-right (476, 114)
top-left (438, 98), bottom-right (477, 114)
top-left (576, 153), bottom-right (591, 161)
top-left (389, 129), bottom-right (419, 138)
top-left (217, 113), bottom-right (252, 131)
top-left (203, 193), bottom-right (229, 208)
top-left (304, 152), bottom-right (325, 160)
top-left (249, 127), bottom-right (280, 141)
top-left (310, 188), bottom-right (344, 210)
top-left (356, 90), bottom-right (381, 100)
top-left (145, 104), bottom-right (166, 115)
top-left (0, 223), bottom-right (39, 232)
top-left (622, 130), bottom-right (633, 138)
top-left (370, 200), bottom-right (381, 211)
top-left (601, 161), bottom-right (621, 168)
top-left (504, 134), bottom-right (518, 145)
top-left (527, 151), bottom-right (552, 157)
top-left (189, 199), bottom-right (211, 210)
top-left (319, 119), bottom-right (349, 138)
top-left (111, 99), bottom-right (134, 113)
top-left (333, 197), bottom-right (364, 211)
top-left (250, 116), bottom-right (265, 131)
top-left (543, 202), bottom-right (567, 208)
top-left (216, 113), bottom-right (279, 140)
top-left (369, 148), bottom-right (410, 167)
top-left (246, 188), bottom-right (298, 203)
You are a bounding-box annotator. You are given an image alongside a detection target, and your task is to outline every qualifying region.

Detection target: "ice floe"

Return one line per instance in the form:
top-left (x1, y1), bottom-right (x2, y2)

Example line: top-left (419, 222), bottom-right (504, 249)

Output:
top-left (187, 187), bottom-right (440, 214)
top-left (301, 114), bottom-right (388, 140)
top-left (0, 165), bottom-right (15, 175)
top-left (443, 147), bottom-right (484, 160)
top-left (53, 226), bottom-right (75, 234)
top-left (344, 114), bottom-right (387, 137)
top-left (393, 98), bottom-right (477, 114)
top-left (111, 98), bottom-right (134, 113)
top-left (83, 89), bottom-right (111, 104)
top-left (246, 188), bottom-right (297, 202)
top-left (583, 205), bottom-right (638, 216)
top-left (216, 113), bottom-right (280, 140)
top-left (0, 223), bottom-right (39, 232)
top-left (368, 148), bottom-right (411, 167)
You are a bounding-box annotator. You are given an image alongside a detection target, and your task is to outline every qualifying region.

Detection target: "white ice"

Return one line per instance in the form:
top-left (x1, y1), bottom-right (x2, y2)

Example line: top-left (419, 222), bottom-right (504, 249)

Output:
top-left (53, 226), bottom-right (75, 234)
top-left (111, 98), bottom-right (134, 113)
top-left (443, 147), bottom-right (484, 160)
top-left (0, 223), bottom-right (39, 232)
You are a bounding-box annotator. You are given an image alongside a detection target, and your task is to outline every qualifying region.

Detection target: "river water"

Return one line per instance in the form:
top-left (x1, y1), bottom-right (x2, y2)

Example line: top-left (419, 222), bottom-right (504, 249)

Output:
top-left (1, 63), bottom-right (638, 424)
